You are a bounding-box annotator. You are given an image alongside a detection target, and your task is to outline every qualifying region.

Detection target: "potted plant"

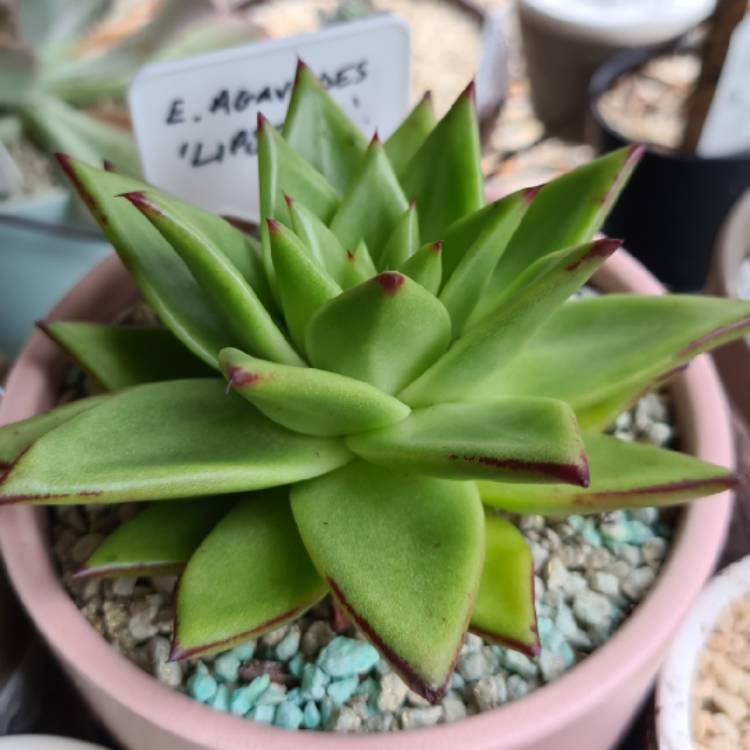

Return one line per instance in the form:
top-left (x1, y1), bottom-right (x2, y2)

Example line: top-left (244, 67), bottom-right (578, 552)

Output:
top-left (1, 64), bottom-right (748, 749)
top-left (589, 2), bottom-right (750, 292)
top-left (0, 0), bottom-right (261, 358)
top-left (706, 189), bottom-right (750, 426)
top-left (518, 0), bottom-right (714, 141)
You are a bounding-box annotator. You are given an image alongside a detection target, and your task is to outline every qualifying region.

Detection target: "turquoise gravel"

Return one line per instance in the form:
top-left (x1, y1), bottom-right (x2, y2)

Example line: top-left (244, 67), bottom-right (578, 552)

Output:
top-left (54, 389), bottom-right (675, 734)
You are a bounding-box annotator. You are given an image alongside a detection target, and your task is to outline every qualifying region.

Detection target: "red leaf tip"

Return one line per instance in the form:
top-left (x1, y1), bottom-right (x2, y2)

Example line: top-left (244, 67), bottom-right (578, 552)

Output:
top-left (421, 90), bottom-right (433, 105)
top-left (225, 366), bottom-right (260, 393)
top-left (283, 193), bottom-right (294, 209)
top-left (460, 80), bottom-right (476, 105)
top-left (266, 217), bottom-right (281, 234)
top-left (430, 241), bottom-right (443, 254)
top-left (120, 191), bottom-right (162, 216)
top-left (523, 184), bottom-right (543, 204)
top-left (374, 271), bottom-right (406, 295)
top-left (257, 111), bottom-right (268, 132)
top-left (370, 130), bottom-right (381, 146)
top-left (627, 143), bottom-right (646, 165)
top-left (102, 159), bottom-right (117, 173)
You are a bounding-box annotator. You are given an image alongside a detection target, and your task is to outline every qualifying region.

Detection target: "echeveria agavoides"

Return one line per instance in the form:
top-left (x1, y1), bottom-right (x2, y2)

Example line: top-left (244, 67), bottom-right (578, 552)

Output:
top-left (2, 62), bottom-right (748, 702)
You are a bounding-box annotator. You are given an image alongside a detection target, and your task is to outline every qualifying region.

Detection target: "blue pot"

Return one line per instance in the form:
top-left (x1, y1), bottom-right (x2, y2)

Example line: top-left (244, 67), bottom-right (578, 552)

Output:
top-left (0, 189), bottom-right (111, 358)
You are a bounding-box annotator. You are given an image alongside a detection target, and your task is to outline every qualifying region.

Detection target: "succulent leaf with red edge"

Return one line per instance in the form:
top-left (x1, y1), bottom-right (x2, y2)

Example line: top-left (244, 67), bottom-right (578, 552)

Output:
top-left (1, 64), bottom-right (748, 703)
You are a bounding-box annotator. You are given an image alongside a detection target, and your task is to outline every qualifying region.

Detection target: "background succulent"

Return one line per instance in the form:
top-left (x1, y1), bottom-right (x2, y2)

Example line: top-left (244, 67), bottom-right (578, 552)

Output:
top-left (0, 0), bottom-right (260, 178)
top-left (1, 63), bottom-right (749, 703)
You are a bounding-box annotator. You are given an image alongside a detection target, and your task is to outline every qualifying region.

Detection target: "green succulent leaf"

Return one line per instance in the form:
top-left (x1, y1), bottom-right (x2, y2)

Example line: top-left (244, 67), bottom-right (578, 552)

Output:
top-left (0, 43), bottom-right (37, 108)
top-left (306, 272), bottom-right (451, 394)
top-left (401, 238), bottom-right (621, 407)
top-left (122, 190), bottom-right (300, 366)
top-left (286, 196), bottom-right (350, 284)
top-left (258, 114), bottom-right (340, 225)
top-left (0, 380), bottom-right (351, 505)
top-left (19, 0), bottom-right (108, 56)
top-left (399, 241), bottom-right (443, 295)
top-left (439, 188), bottom-right (531, 334)
top-left (471, 514), bottom-right (539, 655)
top-left (40, 322), bottom-right (213, 391)
top-left (56, 158), bottom-right (235, 369)
top-left (266, 218), bottom-right (341, 353)
top-left (481, 295), bottom-right (750, 429)
top-left (219, 347), bottom-right (410, 437)
top-left (379, 202), bottom-right (419, 270)
top-left (174, 490), bottom-right (327, 659)
top-left (329, 136), bottom-right (409, 260)
top-left (42, 0), bottom-right (214, 105)
top-left (401, 83), bottom-right (483, 241)
top-left (340, 239), bottom-right (377, 289)
top-left (385, 92), bottom-right (437, 178)
top-left (282, 61), bottom-right (368, 194)
top-left (347, 398), bottom-right (588, 485)
top-left (151, 16), bottom-right (261, 62)
top-left (291, 461), bottom-right (485, 702)
top-left (22, 95), bottom-right (140, 176)
top-left (477, 146), bottom-right (642, 319)
top-left (0, 395), bottom-right (108, 470)
top-left (78, 497), bottom-right (234, 579)
top-left (478, 433), bottom-right (738, 516)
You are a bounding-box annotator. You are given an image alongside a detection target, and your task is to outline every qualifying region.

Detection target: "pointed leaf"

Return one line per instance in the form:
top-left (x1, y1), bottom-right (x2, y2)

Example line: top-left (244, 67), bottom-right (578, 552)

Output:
top-left (478, 146), bottom-right (642, 319)
top-left (291, 461), bottom-right (485, 702)
top-left (439, 189), bottom-right (531, 334)
top-left (483, 295), bottom-right (750, 429)
top-left (401, 84), bottom-right (483, 242)
top-left (40, 322), bottom-right (213, 391)
top-left (0, 395), bottom-right (108, 470)
top-left (400, 239), bottom-right (621, 407)
top-left (22, 94), bottom-right (140, 176)
top-left (385, 92), bottom-right (437, 178)
top-left (266, 218), bottom-right (341, 352)
top-left (471, 514), bottom-right (539, 655)
top-left (286, 195), bottom-right (349, 283)
top-left (78, 497), bottom-right (234, 579)
top-left (257, 114), bottom-right (340, 224)
top-left (57, 157), bottom-right (234, 368)
top-left (220, 347), bottom-right (410, 436)
top-left (306, 272), bottom-right (451, 394)
top-left (0, 44), bottom-right (37, 108)
top-left (282, 61), bottom-right (368, 194)
top-left (0, 380), bottom-right (351, 505)
top-left (379, 202), bottom-right (419, 269)
top-left (348, 398), bottom-right (588, 484)
top-left (123, 190), bottom-right (301, 366)
top-left (174, 490), bottom-right (326, 659)
top-left (478, 433), bottom-right (738, 516)
top-left (398, 241), bottom-right (443, 295)
top-left (329, 136), bottom-right (409, 260)
top-left (340, 239), bottom-right (377, 289)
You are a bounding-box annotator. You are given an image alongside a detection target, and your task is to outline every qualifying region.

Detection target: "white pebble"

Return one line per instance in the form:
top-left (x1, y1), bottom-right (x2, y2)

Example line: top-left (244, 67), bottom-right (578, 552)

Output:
top-left (622, 567), bottom-right (655, 601)
top-left (400, 706), bottom-right (443, 729)
top-left (573, 590), bottom-right (612, 630)
top-left (377, 673), bottom-right (408, 712)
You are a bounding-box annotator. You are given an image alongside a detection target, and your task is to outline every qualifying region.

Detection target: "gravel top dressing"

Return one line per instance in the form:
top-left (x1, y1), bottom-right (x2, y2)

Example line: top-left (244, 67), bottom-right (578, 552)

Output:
top-left (692, 596), bottom-right (750, 749)
top-left (51, 389), bottom-right (676, 733)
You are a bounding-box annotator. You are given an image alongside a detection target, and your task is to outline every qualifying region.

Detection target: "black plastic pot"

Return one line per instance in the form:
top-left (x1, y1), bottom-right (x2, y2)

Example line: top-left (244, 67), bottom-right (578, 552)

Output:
top-left (590, 47), bottom-right (750, 291)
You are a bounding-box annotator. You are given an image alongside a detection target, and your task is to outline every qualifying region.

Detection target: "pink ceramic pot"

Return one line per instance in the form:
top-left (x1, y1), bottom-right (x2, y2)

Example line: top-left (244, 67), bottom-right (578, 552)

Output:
top-left (0, 251), bottom-right (735, 750)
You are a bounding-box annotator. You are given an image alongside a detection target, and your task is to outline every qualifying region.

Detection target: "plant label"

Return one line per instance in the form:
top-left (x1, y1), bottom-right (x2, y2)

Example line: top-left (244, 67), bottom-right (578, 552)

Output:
top-left (128, 16), bottom-right (410, 222)
top-left (698, 13), bottom-right (750, 158)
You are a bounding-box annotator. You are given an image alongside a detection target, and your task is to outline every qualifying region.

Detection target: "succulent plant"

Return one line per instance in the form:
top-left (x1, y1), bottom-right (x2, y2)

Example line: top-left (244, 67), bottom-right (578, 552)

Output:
top-left (2, 62), bottom-right (750, 703)
top-left (0, 0), bottom-right (259, 178)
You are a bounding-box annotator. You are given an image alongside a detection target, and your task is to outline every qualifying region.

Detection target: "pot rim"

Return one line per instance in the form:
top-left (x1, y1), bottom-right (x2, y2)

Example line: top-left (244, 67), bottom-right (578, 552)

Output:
top-left (0, 250), bottom-right (735, 750)
top-left (589, 45), bottom-right (750, 164)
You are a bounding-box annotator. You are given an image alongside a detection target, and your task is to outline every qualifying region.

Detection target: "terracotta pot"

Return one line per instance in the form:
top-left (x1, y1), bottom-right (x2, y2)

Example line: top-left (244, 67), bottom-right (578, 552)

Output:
top-left (0, 250), bottom-right (736, 750)
top-left (706, 190), bottom-right (750, 428)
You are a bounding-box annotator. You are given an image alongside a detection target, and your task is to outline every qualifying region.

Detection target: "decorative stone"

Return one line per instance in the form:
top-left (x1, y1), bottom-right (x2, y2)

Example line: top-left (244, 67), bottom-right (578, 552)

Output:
top-left (400, 706), bottom-right (443, 729)
top-left (317, 637), bottom-right (379, 678)
top-left (573, 590), bottom-right (612, 630)
top-left (377, 672), bottom-right (409, 712)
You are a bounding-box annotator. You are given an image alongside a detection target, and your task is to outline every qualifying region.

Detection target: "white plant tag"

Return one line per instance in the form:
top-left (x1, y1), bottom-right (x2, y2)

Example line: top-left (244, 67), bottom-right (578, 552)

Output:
top-left (128, 16), bottom-right (410, 222)
top-left (0, 140), bottom-right (23, 199)
top-left (698, 13), bottom-right (750, 158)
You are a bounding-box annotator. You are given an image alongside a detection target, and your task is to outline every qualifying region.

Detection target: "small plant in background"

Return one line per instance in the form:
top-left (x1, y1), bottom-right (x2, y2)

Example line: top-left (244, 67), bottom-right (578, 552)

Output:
top-left (1, 63), bottom-right (749, 703)
top-left (0, 0), bottom-right (260, 178)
